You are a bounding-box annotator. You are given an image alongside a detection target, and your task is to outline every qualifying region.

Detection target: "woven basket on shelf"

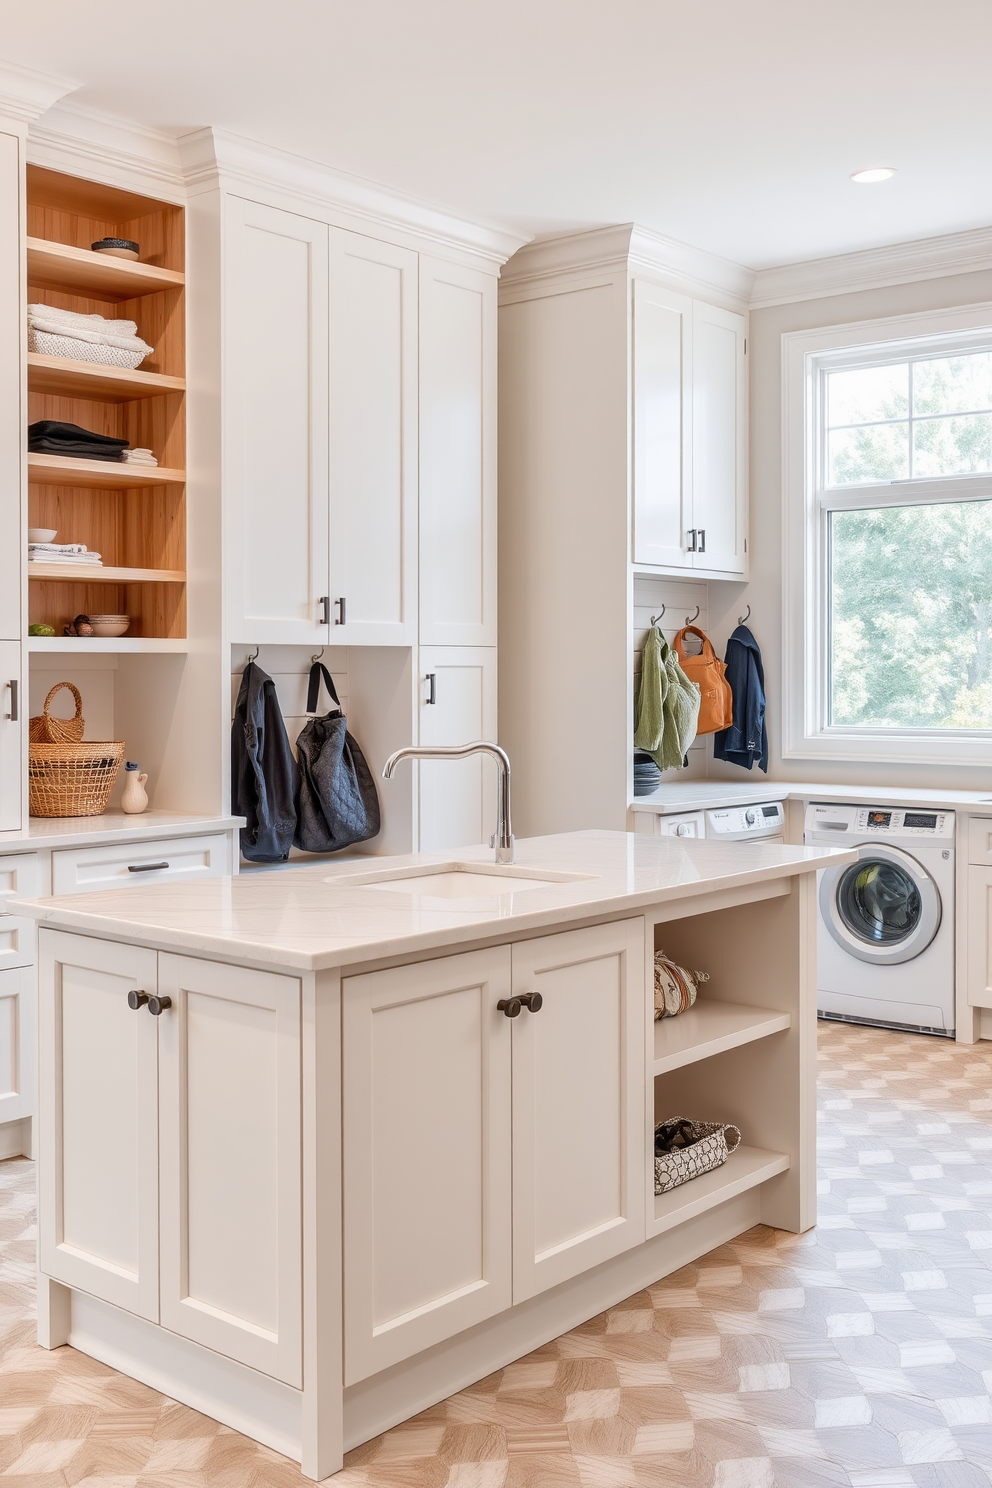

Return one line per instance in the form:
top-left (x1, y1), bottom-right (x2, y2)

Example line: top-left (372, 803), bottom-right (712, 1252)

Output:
top-left (29, 682), bottom-right (85, 745)
top-left (29, 741), bottom-right (125, 817)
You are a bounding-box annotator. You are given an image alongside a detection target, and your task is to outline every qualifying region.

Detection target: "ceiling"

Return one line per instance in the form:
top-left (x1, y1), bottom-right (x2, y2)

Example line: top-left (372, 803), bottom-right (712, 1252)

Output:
top-left (4, 0), bottom-right (991, 270)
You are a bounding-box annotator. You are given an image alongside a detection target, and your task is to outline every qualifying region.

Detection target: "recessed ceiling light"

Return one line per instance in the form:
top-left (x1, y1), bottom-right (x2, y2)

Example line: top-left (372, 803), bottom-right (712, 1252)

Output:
top-left (851, 167), bottom-right (897, 184)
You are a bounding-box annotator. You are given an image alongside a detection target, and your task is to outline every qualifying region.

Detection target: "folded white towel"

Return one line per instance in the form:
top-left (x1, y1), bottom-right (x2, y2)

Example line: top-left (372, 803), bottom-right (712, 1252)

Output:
top-left (28, 314), bottom-right (153, 356)
top-left (28, 542), bottom-right (89, 554)
top-left (121, 449), bottom-right (158, 465)
top-left (28, 304), bottom-right (139, 337)
top-left (29, 553), bottom-right (103, 565)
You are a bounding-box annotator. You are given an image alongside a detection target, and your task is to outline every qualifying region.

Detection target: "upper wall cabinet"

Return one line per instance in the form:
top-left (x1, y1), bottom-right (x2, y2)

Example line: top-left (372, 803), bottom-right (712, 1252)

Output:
top-left (632, 281), bottom-right (746, 578)
top-left (226, 199), bottom-right (330, 645)
top-left (328, 229), bottom-right (418, 646)
top-left (419, 258), bottom-right (497, 647)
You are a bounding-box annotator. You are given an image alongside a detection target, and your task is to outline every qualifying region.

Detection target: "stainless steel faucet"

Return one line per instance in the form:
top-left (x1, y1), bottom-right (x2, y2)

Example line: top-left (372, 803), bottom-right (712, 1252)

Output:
top-left (382, 741), bottom-right (514, 864)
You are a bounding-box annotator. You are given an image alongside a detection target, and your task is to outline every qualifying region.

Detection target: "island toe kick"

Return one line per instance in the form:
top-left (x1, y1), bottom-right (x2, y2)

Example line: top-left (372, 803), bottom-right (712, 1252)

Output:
top-left (24, 832), bottom-right (839, 1479)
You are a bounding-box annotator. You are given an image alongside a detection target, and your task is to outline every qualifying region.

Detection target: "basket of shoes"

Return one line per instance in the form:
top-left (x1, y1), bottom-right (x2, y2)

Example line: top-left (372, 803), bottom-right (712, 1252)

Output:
top-left (29, 682), bottom-right (85, 744)
top-left (654, 1116), bottom-right (742, 1195)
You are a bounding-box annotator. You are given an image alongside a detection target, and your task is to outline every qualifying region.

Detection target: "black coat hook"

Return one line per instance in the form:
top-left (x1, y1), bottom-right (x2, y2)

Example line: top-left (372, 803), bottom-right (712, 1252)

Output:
top-left (738, 604), bottom-right (751, 626)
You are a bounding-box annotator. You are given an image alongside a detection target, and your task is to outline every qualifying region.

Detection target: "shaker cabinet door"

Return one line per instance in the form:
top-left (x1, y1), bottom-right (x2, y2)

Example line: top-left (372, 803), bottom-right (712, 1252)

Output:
top-left (632, 280), bottom-right (692, 569)
top-left (342, 947), bottom-right (512, 1384)
top-left (691, 301), bottom-right (746, 576)
top-left (226, 197), bottom-right (330, 643)
top-left (0, 642), bottom-right (22, 834)
top-left (510, 919), bottom-right (646, 1302)
top-left (417, 645), bottom-right (497, 852)
top-left (157, 954), bottom-right (303, 1386)
top-left (419, 257), bottom-right (497, 646)
top-left (328, 228), bottom-right (418, 645)
top-left (0, 967), bottom-right (34, 1127)
top-left (37, 931), bottom-right (160, 1320)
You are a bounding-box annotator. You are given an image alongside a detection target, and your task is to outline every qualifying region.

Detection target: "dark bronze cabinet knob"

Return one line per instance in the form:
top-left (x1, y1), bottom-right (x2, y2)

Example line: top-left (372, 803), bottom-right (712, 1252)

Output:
top-left (520, 992), bottom-right (543, 1013)
top-left (147, 995), bottom-right (172, 1016)
top-left (127, 990), bottom-right (149, 1011)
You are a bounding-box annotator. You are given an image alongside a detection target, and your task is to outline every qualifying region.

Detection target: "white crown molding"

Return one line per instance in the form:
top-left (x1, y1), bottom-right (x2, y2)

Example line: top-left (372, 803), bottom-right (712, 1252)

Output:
top-left (500, 224), bottom-right (755, 307)
top-left (178, 127), bottom-right (528, 268)
top-left (751, 224), bottom-right (992, 310)
top-left (27, 99), bottom-right (186, 200)
top-left (0, 60), bottom-right (77, 123)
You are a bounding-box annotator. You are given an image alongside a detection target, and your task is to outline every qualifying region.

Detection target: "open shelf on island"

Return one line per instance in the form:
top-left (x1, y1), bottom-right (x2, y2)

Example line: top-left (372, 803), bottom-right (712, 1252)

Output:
top-left (28, 636), bottom-right (188, 654)
top-left (653, 1000), bottom-right (791, 1075)
top-left (27, 237), bottom-right (185, 300)
top-left (28, 564), bottom-right (185, 584)
top-left (27, 353), bottom-right (185, 402)
top-left (28, 453), bottom-right (185, 489)
top-left (652, 1145), bottom-right (790, 1234)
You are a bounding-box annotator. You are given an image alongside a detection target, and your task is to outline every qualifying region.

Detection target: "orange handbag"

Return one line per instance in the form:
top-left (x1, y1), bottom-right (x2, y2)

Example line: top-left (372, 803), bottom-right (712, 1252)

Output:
top-left (673, 626), bottom-right (733, 734)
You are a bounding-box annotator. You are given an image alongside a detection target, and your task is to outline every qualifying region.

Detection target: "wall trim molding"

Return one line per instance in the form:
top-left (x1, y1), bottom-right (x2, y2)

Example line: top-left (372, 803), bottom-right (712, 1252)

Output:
top-left (178, 127), bottom-right (527, 269)
top-left (499, 223), bottom-right (754, 307)
top-left (752, 224), bottom-right (992, 310)
top-left (0, 61), bottom-right (78, 124)
top-left (28, 100), bottom-right (186, 200)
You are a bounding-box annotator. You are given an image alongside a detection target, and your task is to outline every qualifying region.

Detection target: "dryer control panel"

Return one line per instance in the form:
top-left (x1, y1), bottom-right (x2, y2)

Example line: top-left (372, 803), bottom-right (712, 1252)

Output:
top-left (706, 802), bottom-right (785, 838)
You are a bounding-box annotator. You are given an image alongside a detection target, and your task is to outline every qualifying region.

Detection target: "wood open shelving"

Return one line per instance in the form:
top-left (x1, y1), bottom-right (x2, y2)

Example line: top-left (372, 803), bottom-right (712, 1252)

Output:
top-left (27, 636), bottom-right (188, 654)
top-left (27, 353), bottom-right (185, 403)
top-left (27, 237), bottom-right (185, 300)
top-left (28, 564), bottom-right (185, 584)
top-left (653, 1000), bottom-right (791, 1075)
top-left (27, 453), bottom-right (185, 489)
top-left (27, 165), bottom-right (187, 643)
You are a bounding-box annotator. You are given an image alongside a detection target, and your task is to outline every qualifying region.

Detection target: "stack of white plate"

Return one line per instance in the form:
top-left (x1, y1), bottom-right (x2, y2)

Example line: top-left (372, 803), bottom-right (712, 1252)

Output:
top-left (88, 614), bottom-right (130, 638)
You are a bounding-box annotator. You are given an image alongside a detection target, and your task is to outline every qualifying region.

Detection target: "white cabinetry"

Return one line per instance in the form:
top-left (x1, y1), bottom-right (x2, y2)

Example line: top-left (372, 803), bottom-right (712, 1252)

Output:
top-left (966, 818), bottom-right (992, 1012)
top-left (328, 229), bottom-right (418, 645)
top-left (417, 645), bottom-right (497, 851)
top-left (419, 258), bottom-right (497, 647)
top-left (38, 931), bottom-right (302, 1386)
top-left (0, 854), bottom-right (37, 1131)
top-left (342, 919), bottom-right (644, 1382)
top-left (226, 198), bottom-right (329, 645)
top-left (0, 129), bottom-right (20, 645)
top-left (633, 282), bottom-right (746, 576)
top-left (0, 642), bottom-right (21, 833)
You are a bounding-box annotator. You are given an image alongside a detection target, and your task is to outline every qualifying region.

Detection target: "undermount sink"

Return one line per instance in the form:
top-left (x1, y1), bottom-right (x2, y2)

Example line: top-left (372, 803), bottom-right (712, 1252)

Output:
top-left (326, 861), bottom-right (594, 898)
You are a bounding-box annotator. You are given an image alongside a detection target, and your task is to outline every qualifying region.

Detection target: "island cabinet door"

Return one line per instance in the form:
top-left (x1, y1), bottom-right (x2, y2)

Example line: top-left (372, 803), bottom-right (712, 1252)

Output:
top-left (342, 947), bottom-right (512, 1384)
top-left (510, 919), bottom-right (646, 1303)
top-left (37, 931), bottom-right (160, 1321)
top-left (156, 954), bottom-right (303, 1387)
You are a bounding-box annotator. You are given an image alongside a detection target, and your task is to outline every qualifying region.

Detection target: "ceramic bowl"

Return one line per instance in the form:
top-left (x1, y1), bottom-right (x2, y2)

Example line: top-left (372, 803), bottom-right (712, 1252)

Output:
top-left (28, 528), bottom-right (57, 543)
top-left (89, 619), bottom-right (130, 637)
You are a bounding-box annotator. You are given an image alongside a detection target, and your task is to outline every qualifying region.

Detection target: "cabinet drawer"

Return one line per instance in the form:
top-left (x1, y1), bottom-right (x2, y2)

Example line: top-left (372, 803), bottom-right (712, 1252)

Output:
top-left (52, 834), bottom-right (231, 896)
top-left (0, 916), bottom-right (34, 972)
top-left (657, 812), bottom-right (705, 839)
top-left (0, 853), bottom-right (40, 914)
top-left (968, 817), bottom-right (992, 866)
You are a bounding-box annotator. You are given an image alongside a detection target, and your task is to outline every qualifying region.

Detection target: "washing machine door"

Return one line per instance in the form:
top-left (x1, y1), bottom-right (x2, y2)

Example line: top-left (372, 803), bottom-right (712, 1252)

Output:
top-left (819, 843), bottom-right (941, 965)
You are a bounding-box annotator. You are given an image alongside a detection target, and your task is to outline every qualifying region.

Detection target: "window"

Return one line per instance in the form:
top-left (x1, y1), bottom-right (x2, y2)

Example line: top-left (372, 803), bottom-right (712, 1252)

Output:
top-left (783, 306), bottom-right (992, 765)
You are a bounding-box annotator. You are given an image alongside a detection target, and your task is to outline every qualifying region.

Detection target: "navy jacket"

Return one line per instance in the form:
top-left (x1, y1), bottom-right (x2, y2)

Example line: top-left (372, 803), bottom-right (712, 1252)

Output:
top-left (713, 625), bottom-right (768, 773)
top-left (231, 661), bottom-right (298, 862)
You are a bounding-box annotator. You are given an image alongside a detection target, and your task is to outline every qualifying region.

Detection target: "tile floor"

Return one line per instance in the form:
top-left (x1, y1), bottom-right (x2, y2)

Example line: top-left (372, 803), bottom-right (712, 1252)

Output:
top-left (0, 1020), bottom-right (990, 1486)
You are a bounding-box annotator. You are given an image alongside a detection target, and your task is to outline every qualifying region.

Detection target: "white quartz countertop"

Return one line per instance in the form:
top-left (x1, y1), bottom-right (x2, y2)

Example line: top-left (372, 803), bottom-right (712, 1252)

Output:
top-left (15, 830), bottom-right (854, 973)
top-left (0, 811), bottom-right (243, 853)
top-left (630, 781), bottom-right (992, 814)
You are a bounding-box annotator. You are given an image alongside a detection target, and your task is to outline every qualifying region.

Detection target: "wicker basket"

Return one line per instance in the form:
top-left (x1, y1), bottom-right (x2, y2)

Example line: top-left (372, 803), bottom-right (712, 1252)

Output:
top-left (29, 741), bottom-right (125, 817)
top-left (654, 1117), bottom-right (742, 1196)
top-left (29, 682), bottom-right (85, 745)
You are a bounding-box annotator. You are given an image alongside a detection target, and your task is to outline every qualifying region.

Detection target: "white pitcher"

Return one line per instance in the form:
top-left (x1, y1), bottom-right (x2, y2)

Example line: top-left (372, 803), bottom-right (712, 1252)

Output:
top-left (121, 762), bottom-right (149, 814)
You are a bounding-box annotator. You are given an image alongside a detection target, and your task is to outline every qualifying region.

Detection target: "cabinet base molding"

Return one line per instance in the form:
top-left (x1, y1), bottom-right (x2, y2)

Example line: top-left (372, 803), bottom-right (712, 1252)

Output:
top-left (58, 1287), bottom-right (303, 1465)
top-left (343, 1189), bottom-right (760, 1454)
top-left (0, 1116), bottom-right (30, 1160)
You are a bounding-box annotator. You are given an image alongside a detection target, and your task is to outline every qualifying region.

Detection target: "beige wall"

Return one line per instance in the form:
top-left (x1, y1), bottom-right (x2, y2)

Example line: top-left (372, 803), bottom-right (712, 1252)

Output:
top-left (707, 266), bottom-right (992, 792)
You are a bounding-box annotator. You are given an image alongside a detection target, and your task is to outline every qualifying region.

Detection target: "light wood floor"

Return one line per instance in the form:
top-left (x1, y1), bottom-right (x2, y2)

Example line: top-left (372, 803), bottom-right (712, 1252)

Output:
top-left (1, 1021), bottom-right (991, 1486)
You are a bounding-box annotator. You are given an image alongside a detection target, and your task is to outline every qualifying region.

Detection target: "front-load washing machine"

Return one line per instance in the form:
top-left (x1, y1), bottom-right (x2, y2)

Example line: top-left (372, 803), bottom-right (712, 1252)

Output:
top-left (804, 802), bottom-right (954, 1036)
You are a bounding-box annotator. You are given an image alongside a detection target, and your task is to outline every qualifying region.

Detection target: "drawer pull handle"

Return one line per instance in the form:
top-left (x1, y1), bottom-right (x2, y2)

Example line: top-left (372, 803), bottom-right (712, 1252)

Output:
top-left (128, 862), bottom-right (169, 873)
top-left (497, 992), bottom-right (543, 1018)
top-left (127, 990), bottom-right (149, 1011)
top-left (148, 995), bottom-right (172, 1016)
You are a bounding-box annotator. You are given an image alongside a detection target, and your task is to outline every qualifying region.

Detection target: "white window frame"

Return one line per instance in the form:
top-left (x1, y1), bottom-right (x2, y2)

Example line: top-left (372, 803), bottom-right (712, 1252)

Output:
top-left (783, 302), bottom-right (992, 767)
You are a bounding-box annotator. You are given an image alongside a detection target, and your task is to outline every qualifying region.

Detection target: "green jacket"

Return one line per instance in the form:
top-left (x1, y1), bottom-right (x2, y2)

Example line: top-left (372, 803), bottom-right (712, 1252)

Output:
top-left (634, 627), bottom-right (701, 771)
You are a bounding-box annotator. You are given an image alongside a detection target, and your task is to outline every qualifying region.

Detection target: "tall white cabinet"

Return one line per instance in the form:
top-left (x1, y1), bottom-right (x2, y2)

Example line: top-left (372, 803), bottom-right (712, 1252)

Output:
top-left (194, 133), bottom-right (509, 853)
top-left (498, 226), bottom-right (749, 837)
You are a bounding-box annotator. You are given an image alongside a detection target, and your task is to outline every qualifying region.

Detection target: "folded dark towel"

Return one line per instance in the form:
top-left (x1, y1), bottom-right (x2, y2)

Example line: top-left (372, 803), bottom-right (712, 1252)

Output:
top-left (28, 420), bottom-right (129, 450)
top-left (28, 439), bottom-right (125, 462)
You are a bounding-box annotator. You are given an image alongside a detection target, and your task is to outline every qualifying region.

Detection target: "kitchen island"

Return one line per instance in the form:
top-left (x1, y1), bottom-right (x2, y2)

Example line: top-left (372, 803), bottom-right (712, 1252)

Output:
top-left (17, 829), bottom-right (853, 1480)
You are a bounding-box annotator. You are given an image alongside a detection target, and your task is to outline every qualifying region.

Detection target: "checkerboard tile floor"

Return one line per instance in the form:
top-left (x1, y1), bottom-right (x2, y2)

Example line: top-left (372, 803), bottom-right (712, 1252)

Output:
top-left (1, 1020), bottom-right (990, 1486)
